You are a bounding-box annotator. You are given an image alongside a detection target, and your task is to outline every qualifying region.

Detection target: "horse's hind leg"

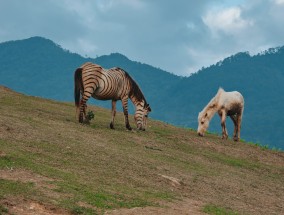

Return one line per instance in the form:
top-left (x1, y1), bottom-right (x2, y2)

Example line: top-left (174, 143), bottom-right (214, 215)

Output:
top-left (236, 113), bottom-right (243, 141)
top-left (110, 100), bottom-right (116, 129)
top-left (230, 115), bottom-right (238, 141)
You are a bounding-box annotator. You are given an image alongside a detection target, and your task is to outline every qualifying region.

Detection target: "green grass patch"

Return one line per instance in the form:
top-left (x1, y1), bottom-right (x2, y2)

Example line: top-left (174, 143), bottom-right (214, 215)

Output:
top-left (56, 181), bottom-right (155, 210)
top-left (0, 150), bottom-right (75, 181)
top-left (0, 156), bottom-right (15, 169)
top-left (203, 204), bottom-right (239, 215)
top-left (0, 179), bottom-right (35, 198)
top-left (246, 141), bottom-right (275, 151)
top-left (203, 151), bottom-right (261, 170)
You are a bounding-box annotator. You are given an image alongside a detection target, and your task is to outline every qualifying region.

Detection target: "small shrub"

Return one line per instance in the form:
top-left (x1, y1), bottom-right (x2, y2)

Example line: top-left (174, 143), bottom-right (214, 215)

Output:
top-left (71, 206), bottom-right (97, 215)
top-left (0, 205), bottom-right (9, 213)
top-left (261, 144), bottom-right (269, 150)
top-left (87, 111), bottom-right (95, 121)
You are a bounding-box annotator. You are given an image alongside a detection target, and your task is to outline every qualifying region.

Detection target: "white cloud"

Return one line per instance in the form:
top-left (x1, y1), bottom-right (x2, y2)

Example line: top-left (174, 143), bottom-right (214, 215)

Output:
top-left (202, 7), bottom-right (253, 37)
top-left (274, 0), bottom-right (284, 5)
top-left (185, 47), bottom-right (232, 74)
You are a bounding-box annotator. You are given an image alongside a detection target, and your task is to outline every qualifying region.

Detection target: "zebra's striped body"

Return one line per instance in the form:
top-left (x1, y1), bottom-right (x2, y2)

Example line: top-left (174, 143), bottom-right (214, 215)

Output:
top-left (74, 62), bottom-right (151, 130)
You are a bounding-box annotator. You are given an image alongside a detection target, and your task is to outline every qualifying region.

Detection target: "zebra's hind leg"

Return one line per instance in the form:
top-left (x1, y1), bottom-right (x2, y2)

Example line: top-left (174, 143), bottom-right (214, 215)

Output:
top-left (79, 101), bottom-right (89, 124)
top-left (110, 100), bottom-right (116, 129)
top-left (79, 112), bottom-right (84, 123)
top-left (79, 88), bottom-right (93, 124)
top-left (78, 101), bottom-right (85, 123)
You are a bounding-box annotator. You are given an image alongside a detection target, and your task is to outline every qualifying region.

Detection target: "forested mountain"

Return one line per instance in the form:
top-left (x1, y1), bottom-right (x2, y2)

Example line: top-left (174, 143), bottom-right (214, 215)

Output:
top-left (0, 37), bottom-right (180, 108)
top-left (0, 37), bottom-right (283, 149)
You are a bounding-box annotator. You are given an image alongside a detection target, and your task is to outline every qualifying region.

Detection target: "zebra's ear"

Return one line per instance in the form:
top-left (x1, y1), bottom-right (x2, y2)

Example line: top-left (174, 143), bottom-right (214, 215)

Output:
top-left (146, 104), bottom-right (151, 112)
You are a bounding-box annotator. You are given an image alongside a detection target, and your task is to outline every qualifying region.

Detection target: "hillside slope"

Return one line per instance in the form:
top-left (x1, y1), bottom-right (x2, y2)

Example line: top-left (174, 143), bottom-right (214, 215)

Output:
top-left (0, 86), bottom-right (283, 215)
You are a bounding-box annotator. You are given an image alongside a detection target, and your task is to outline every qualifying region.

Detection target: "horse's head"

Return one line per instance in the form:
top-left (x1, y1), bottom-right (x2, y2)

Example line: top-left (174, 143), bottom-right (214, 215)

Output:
top-left (197, 111), bottom-right (210, 137)
top-left (135, 103), bottom-right (151, 131)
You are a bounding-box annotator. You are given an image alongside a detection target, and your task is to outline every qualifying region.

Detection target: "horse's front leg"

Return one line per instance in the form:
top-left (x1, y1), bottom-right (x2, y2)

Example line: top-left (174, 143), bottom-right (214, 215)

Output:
top-left (110, 100), bottom-right (116, 129)
top-left (121, 97), bottom-right (132, 130)
top-left (219, 110), bottom-right (228, 139)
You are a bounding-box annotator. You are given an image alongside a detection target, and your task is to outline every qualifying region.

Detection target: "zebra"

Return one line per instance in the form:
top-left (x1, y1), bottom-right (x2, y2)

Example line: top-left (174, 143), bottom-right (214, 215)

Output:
top-left (74, 62), bottom-right (151, 130)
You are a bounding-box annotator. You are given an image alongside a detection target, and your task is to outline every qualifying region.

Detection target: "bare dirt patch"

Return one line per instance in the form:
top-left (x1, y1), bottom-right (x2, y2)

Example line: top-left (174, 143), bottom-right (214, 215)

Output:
top-left (0, 168), bottom-right (71, 214)
top-left (1, 198), bottom-right (69, 215)
top-left (0, 150), bottom-right (6, 157)
top-left (0, 169), bottom-right (54, 185)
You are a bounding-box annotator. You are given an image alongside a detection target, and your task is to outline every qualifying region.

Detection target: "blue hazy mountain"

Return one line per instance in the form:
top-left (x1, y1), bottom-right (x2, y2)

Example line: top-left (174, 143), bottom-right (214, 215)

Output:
top-left (0, 36), bottom-right (283, 149)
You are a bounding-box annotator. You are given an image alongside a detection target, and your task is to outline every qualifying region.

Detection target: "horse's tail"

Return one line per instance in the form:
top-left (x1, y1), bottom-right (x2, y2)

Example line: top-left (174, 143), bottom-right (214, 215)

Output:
top-left (74, 68), bottom-right (83, 107)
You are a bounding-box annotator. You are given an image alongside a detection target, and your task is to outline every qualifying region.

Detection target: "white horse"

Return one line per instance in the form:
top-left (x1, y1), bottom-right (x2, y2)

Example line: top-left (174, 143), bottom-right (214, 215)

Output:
top-left (197, 88), bottom-right (244, 141)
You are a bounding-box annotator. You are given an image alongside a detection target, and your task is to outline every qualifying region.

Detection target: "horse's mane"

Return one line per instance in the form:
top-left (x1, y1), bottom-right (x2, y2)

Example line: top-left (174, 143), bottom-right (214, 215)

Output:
top-left (209, 88), bottom-right (224, 105)
top-left (200, 87), bottom-right (224, 119)
top-left (122, 69), bottom-right (148, 104)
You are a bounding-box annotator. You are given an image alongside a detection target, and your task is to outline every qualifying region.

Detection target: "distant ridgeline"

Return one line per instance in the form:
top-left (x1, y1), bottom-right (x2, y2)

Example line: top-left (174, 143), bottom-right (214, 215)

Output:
top-left (0, 37), bottom-right (283, 150)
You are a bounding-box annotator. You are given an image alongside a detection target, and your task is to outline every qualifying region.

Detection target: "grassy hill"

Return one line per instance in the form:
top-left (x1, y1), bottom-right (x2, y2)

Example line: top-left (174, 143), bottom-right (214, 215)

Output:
top-left (0, 86), bottom-right (283, 215)
top-left (1, 37), bottom-right (284, 150)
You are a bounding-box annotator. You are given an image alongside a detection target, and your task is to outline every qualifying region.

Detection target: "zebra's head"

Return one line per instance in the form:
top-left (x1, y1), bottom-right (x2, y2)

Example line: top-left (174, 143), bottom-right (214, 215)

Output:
top-left (135, 102), bottom-right (151, 131)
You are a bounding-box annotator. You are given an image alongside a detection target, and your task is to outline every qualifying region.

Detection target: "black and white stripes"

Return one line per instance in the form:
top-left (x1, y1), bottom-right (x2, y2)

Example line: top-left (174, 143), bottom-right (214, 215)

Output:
top-left (74, 62), bottom-right (151, 130)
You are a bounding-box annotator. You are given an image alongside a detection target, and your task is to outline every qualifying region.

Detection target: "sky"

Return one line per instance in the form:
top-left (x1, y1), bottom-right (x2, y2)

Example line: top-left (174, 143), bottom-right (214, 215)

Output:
top-left (1, 0), bottom-right (284, 76)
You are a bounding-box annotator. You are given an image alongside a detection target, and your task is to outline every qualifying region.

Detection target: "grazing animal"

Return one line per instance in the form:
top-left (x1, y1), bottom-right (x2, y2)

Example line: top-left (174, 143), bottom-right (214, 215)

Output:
top-left (197, 88), bottom-right (244, 141)
top-left (74, 62), bottom-right (151, 130)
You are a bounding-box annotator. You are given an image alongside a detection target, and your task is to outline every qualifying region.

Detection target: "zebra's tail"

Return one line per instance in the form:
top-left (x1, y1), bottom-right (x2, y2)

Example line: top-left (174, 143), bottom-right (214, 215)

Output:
top-left (74, 68), bottom-right (83, 107)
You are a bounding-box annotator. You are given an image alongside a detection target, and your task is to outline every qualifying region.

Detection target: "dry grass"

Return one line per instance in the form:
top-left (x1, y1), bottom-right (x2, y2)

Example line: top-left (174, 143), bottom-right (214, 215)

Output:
top-left (0, 86), bottom-right (283, 215)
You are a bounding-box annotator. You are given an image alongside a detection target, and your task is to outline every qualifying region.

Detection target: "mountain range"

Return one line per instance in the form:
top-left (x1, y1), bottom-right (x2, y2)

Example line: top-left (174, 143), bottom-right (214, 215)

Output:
top-left (0, 36), bottom-right (283, 149)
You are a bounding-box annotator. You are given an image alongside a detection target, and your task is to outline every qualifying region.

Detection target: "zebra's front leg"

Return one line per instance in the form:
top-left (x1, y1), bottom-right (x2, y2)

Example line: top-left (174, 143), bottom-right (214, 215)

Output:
top-left (110, 100), bottom-right (116, 129)
top-left (121, 97), bottom-right (132, 130)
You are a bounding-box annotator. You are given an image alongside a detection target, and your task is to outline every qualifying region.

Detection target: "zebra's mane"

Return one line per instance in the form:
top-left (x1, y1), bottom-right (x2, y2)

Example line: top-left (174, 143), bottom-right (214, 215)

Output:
top-left (123, 70), bottom-right (147, 104)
